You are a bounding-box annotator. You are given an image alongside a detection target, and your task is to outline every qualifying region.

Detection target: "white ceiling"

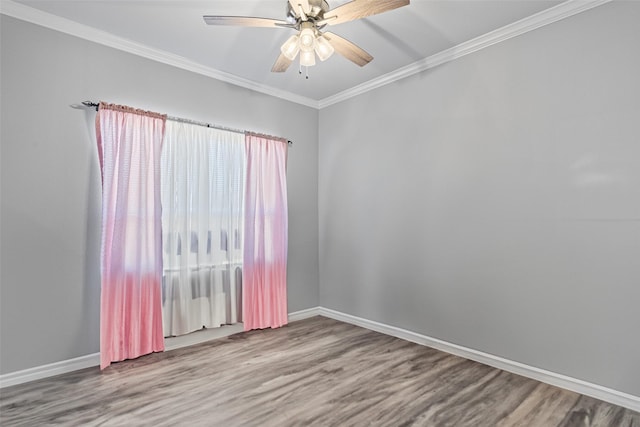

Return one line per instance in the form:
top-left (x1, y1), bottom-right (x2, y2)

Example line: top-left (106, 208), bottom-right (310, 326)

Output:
top-left (9, 0), bottom-right (570, 103)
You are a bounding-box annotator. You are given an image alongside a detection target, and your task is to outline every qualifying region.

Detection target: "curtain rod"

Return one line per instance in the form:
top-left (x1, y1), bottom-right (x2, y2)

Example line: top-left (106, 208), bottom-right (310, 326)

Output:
top-left (81, 101), bottom-right (293, 146)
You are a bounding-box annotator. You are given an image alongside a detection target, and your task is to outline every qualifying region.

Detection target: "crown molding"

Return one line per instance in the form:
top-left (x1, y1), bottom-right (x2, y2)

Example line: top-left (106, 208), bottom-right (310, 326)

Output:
top-left (1, 0), bottom-right (611, 110)
top-left (0, 0), bottom-right (320, 109)
top-left (318, 0), bottom-right (612, 109)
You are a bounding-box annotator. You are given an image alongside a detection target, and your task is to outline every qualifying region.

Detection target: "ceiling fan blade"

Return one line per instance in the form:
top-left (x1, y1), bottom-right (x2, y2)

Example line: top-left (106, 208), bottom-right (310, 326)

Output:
top-left (323, 32), bottom-right (373, 67)
top-left (271, 53), bottom-right (294, 72)
top-left (203, 16), bottom-right (292, 28)
top-left (320, 0), bottom-right (409, 26)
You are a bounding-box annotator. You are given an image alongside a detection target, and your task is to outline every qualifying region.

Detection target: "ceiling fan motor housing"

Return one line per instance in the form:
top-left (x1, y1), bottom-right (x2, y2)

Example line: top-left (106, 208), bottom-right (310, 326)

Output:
top-left (286, 0), bottom-right (331, 24)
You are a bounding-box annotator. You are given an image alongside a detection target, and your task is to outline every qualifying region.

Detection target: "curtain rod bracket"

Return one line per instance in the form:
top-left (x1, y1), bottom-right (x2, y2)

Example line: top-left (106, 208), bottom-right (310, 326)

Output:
top-left (82, 101), bottom-right (99, 111)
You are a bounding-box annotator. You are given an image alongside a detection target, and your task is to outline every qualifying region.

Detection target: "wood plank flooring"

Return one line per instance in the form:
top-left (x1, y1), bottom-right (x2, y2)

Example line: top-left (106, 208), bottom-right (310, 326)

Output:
top-left (1, 316), bottom-right (639, 426)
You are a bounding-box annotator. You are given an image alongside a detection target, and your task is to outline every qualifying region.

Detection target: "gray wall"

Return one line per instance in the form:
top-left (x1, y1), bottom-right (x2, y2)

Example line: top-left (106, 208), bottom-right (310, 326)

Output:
top-left (0, 15), bottom-right (319, 374)
top-left (319, 1), bottom-right (640, 397)
top-left (2, 0), bottom-right (639, 399)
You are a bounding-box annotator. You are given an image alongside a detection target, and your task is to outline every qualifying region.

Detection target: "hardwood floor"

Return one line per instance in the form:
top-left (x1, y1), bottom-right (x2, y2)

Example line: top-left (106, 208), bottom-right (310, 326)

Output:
top-left (1, 316), bottom-right (639, 426)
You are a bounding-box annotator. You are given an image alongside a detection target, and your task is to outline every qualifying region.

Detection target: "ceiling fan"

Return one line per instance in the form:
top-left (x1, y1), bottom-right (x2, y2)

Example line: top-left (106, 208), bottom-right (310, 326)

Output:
top-left (203, 0), bottom-right (410, 76)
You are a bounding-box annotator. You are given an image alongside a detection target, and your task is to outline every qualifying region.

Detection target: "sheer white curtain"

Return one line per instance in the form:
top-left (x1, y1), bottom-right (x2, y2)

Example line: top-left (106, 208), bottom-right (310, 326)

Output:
top-left (160, 121), bottom-right (245, 337)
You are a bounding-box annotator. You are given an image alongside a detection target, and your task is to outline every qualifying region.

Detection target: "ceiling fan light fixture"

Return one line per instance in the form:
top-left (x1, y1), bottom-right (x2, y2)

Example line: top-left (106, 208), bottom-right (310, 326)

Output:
top-left (281, 34), bottom-right (300, 60)
top-left (299, 27), bottom-right (316, 52)
top-left (299, 49), bottom-right (316, 67)
top-left (314, 35), bottom-right (334, 61)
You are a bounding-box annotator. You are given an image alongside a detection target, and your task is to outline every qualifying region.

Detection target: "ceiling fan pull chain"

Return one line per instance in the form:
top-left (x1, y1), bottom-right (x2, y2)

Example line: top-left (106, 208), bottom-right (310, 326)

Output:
top-left (306, 67), bottom-right (309, 79)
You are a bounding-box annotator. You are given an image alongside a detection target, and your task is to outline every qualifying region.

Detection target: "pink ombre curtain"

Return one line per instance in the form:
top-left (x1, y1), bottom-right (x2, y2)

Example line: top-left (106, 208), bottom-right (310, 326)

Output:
top-left (243, 133), bottom-right (289, 331)
top-left (96, 102), bottom-right (166, 369)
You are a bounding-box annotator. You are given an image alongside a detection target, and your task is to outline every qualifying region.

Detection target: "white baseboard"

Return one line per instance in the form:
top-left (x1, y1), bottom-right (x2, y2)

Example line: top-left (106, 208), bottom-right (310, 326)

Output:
top-left (164, 323), bottom-right (245, 352)
top-left (0, 353), bottom-right (100, 388)
top-left (317, 307), bottom-right (640, 413)
top-left (165, 306), bottom-right (320, 352)
top-left (288, 306), bottom-right (322, 322)
top-left (0, 307), bottom-right (321, 389)
top-left (3, 306), bottom-right (639, 413)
